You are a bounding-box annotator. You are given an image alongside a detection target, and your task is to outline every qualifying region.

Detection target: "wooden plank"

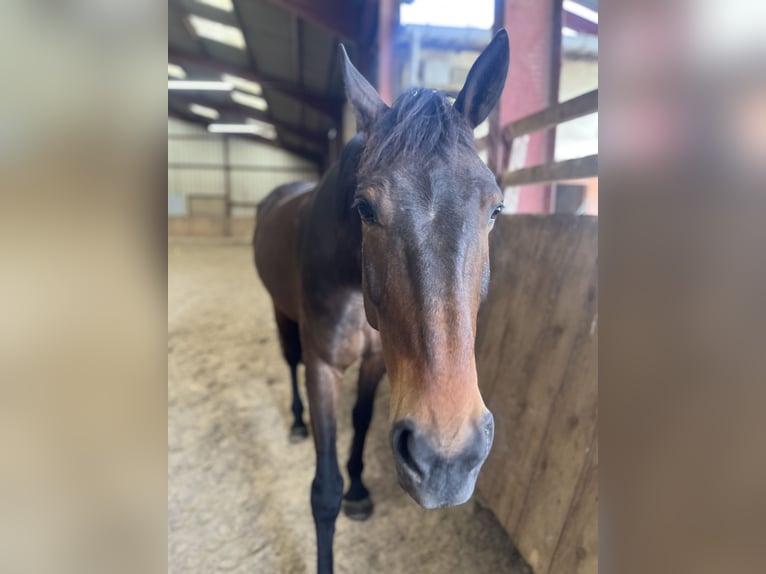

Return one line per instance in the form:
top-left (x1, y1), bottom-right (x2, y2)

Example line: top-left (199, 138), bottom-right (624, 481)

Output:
top-left (503, 90), bottom-right (598, 142)
top-left (168, 216), bottom-right (226, 236)
top-left (547, 433), bottom-right (598, 574)
top-left (500, 155), bottom-right (598, 187)
top-left (510, 254), bottom-right (598, 573)
top-left (475, 214), bottom-right (598, 574)
top-left (228, 216), bottom-right (256, 239)
top-left (167, 216), bottom-right (253, 238)
top-left (184, 193), bottom-right (225, 200)
top-left (188, 195), bottom-right (227, 217)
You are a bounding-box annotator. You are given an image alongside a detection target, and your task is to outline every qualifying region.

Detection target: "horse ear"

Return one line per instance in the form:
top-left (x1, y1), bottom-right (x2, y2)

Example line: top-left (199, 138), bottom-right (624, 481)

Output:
top-left (454, 30), bottom-right (510, 128)
top-left (339, 44), bottom-right (388, 133)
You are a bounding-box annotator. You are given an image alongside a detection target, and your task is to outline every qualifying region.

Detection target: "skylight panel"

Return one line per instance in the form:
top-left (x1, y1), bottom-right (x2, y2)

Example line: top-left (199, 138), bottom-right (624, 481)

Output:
top-left (221, 74), bottom-right (263, 95)
top-left (188, 103), bottom-right (220, 120)
top-left (188, 15), bottom-right (246, 50)
top-left (208, 120), bottom-right (277, 140)
top-left (246, 118), bottom-right (277, 139)
top-left (193, 0), bottom-right (234, 12)
top-left (168, 63), bottom-right (186, 79)
top-left (231, 90), bottom-right (268, 111)
top-left (168, 80), bottom-right (232, 90)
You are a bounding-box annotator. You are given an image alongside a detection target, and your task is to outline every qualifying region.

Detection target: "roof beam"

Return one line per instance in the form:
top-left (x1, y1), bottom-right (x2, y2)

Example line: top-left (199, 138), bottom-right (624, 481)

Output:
top-left (564, 10), bottom-right (598, 35)
top-left (264, 0), bottom-right (358, 42)
top-left (169, 50), bottom-right (343, 119)
top-left (168, 110), bottom-right (323, 166)
top-left (169, 93), bottom-right (328, 147)
top-left (292, 15), bottom-right (306, 127)
top-left (231, 0), bottom-right (262, 76)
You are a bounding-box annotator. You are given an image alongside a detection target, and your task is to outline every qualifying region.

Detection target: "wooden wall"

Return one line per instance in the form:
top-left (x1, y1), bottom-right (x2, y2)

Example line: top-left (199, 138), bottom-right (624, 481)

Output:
top-left (475, 214), bottom-right (598, 574)
top-left (168, 216), bottom-right (254, 239)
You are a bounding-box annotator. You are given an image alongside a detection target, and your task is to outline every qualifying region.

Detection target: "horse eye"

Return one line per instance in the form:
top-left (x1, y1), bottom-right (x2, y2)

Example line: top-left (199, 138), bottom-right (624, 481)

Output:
top-left (353, 199), bottom-right (377, 225)
top-left (489, 204), bottom-right (504, 225)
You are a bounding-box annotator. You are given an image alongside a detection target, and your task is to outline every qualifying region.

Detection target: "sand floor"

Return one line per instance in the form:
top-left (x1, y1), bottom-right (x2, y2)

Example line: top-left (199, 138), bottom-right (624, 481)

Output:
top-left (168, 240), bottom-right (529, 574)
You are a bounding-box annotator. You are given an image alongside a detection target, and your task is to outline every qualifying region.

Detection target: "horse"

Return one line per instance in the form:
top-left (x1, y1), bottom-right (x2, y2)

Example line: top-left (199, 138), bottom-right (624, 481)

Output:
top-left (253, 30), bottom-right (510, 574)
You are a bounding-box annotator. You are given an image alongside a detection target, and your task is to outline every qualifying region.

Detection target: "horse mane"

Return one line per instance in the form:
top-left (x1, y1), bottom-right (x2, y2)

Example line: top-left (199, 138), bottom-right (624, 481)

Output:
top-left (358, 88), bottom-right (475, 183)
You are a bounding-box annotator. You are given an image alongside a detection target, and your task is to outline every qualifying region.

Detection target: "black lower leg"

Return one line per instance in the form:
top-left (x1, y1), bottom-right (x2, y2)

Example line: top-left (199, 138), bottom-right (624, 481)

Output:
top-left (289, 363), bottom-right (308, 440)
top-left (343, 354), bottom-right (384, 519)
top-left (305, 360), bottom-right (343, 574)
top-left (345, 397), bottom-right (373, 501)
top-left (273, 309), bottom-right (306, 441)
top-left (312, 459), bottom-right (343, 574)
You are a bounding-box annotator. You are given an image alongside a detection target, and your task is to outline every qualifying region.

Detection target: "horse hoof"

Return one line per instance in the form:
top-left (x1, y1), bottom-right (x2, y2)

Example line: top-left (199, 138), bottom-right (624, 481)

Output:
top-left (289, 426), bottom-right (309, 443)
top-left (343, 496), bottom-right (374, 521)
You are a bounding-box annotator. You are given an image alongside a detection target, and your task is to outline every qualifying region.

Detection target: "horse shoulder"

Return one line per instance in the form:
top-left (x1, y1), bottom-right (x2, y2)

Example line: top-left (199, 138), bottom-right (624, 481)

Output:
top-left (299, 289), bottom-right (369, 372)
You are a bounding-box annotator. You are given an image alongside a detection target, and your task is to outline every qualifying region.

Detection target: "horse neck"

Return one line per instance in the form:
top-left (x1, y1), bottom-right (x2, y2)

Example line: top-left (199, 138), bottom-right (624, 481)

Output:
top-left (304, 138), bottom-right (364, 286)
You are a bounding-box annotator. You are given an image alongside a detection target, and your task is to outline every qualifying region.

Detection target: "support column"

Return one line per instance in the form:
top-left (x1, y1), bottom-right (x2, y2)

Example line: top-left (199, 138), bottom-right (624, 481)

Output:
top-left (494, 0), bottom-right (562, 213)
top-left (223, 135), bottom-right (232, 236)
top-left (377, 0), bottom-right (397, 105)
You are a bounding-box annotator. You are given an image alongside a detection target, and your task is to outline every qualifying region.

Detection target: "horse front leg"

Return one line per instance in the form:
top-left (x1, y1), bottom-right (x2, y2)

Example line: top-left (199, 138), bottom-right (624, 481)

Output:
top-left (305, 358), bottom-right (343, 574)
top-left (288, 362), bottom-right (309, 442)
top-left (343, 351), bottom-right (385, 520)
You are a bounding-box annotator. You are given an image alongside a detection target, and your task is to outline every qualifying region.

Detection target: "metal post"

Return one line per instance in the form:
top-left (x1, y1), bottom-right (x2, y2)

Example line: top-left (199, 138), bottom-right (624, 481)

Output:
top-left (223, 135), bottom-right (232, 237)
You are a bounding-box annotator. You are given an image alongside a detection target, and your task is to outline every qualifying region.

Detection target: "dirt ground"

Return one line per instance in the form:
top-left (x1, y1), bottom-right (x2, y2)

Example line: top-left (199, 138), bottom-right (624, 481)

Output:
top-left (168, 239), bottom-right (529, 574)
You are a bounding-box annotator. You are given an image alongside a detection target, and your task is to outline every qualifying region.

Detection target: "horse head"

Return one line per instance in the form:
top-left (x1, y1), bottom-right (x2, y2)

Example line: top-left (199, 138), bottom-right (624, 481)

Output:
top-left (341, 31), bottom-right (509, 509)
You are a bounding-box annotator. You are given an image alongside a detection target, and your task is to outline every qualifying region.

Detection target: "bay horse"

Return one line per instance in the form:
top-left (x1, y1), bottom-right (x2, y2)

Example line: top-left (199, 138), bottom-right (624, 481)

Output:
top-left (254, 30), bottom-right (509, 574)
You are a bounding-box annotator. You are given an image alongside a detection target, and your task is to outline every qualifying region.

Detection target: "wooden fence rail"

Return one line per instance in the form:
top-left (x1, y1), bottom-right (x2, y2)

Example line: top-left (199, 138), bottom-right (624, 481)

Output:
top-left (481, 89), bottom-right (598, 188)
top-left (500, 155), bottom-right (598, 187)
top-left (503, 89), bottom-right (598, 142)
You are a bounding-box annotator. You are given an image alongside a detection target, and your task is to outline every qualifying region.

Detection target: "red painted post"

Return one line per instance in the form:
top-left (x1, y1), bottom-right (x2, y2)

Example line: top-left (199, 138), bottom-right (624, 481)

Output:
top-left (377, 0), bottom-right (397, 105)
top-left (495, 0), bottom-right (562, 213)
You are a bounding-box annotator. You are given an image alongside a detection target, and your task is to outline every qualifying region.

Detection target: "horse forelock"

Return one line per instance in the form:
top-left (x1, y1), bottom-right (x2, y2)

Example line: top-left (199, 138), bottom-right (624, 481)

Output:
top-left (358, 89), bottom-right (475, 186)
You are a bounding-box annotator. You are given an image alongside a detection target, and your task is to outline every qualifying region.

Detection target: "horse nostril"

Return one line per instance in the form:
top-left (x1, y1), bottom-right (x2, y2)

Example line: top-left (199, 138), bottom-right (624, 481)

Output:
top-left (392, 421), bottom-right (425, 481)
top-left (482, 412), bottom-right (495, 443)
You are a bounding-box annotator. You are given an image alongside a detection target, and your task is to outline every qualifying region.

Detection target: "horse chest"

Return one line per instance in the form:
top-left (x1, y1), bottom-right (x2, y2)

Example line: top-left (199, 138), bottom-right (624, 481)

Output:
top-left (303, 291), bottom-right (378, 370)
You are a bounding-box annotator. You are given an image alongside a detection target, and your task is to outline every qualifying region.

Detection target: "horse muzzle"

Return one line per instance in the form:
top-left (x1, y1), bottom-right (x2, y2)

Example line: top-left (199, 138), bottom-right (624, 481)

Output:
top-left (390, 411), bottom-right (495, 509)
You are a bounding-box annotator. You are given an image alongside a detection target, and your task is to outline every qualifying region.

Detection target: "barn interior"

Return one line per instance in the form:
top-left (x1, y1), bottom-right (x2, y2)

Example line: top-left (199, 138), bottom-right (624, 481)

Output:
top-left (168, 1), bottom-right (598, 573)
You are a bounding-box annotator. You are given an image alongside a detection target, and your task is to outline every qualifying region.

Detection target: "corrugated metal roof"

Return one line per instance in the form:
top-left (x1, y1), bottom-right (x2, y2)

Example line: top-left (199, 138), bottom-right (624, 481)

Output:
top-left (169, 0), bottom-right (361, 165)
top-left (169, 0), bottom-right (598, 164)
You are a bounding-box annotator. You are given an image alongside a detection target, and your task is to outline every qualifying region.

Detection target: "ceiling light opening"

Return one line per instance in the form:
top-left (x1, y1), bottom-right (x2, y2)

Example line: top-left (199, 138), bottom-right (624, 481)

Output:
top-left (222, 74), bottom-right (263, 95)
top-left (168, 63), bottom-right (187, 79)
top-left (188, 15), bottom-right (246, 50)
top-left (208, 122), bottom-right (278, 140)
top-left (193, 0), bottom-right (234, 12)
top-left (188, 103), bottom-right (220, 120)
top-left (168, 80), bottom-right (233, 91)
top-left (231, 90), bottom-right (269, 111)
